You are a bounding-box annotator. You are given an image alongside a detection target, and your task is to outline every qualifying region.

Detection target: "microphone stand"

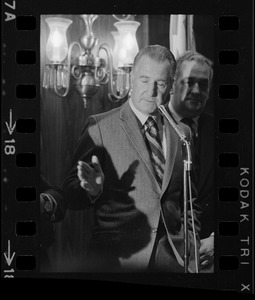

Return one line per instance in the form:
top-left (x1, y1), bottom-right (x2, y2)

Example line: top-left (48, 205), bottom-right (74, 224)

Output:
top-left (158, 105), bottom-right (193, 273)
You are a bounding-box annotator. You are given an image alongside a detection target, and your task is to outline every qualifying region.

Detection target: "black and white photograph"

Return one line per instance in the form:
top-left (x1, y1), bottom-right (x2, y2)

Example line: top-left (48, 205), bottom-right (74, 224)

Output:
top-left (1, 0), bottom-right (254, 294)
top-left (40, 14), bottom-right (214, 274)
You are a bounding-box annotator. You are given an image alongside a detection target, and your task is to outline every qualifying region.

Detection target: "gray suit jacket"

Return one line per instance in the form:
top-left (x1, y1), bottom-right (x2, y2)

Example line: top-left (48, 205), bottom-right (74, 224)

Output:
top-left (63, 101), bottom-right (201, 273)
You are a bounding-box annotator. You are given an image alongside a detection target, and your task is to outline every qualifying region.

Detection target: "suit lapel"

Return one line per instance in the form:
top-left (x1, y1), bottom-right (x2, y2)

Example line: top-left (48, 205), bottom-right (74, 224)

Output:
top-left (120, 102), bottom-right (179, 195)
top-left (119, 102), bottom-right (160, 191)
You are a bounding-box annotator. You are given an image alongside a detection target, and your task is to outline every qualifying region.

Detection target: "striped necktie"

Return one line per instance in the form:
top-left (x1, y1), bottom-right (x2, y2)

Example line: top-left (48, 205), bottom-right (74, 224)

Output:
top-left (144, 116), bottom-right (165, 187)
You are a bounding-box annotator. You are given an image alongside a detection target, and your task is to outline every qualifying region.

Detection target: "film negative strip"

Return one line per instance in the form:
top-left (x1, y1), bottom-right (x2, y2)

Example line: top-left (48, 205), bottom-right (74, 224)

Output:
top-left (1, 0), bottom-right (254, 294)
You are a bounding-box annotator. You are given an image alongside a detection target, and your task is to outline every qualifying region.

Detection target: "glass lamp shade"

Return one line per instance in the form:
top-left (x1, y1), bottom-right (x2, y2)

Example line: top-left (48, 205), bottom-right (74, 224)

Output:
top-left (114, 21), bottom-right (140, 67)
top-left (111, 31), bottom-right (120, 70)
top-left (45, 17), bottom-right (72, 63)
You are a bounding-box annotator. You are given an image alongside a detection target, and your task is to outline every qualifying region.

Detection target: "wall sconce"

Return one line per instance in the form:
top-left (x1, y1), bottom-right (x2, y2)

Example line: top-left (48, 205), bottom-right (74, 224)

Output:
top-left (43, 14), bottom-right (140, 108)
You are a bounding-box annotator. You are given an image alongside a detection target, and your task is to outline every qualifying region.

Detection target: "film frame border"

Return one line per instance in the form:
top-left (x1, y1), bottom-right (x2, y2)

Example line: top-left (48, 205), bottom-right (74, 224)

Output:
top-left (1, 0), bottom-right (254, 294)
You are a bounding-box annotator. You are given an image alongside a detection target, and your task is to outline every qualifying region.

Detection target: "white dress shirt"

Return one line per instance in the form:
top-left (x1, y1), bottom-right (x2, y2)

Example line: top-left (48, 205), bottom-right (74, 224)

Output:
top-left (129, 98), bottom-right (167, 158)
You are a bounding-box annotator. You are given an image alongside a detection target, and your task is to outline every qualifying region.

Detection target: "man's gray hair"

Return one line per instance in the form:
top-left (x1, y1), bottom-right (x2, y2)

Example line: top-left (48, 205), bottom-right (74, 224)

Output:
top-left (175, 51), bottom-right (214, 87)
top-left (133, 45), bottom-right (177, 82)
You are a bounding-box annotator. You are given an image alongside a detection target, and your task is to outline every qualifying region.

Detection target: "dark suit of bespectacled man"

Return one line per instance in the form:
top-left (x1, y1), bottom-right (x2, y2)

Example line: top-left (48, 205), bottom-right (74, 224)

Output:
top-left (169, 51), bottom-right (214, 273)
top-left (63, 45), bottom-right (201, 273)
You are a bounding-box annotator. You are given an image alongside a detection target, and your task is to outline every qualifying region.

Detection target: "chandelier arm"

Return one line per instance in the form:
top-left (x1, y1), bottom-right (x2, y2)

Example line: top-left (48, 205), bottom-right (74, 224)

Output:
top-left (53, 41), bottom-right (83, 97)
top-left (107, 91), bottom-right (129, 103)
top-left (95, 43), bottom-right (113, 84)
top-left (97, 43), bottom-right (129, 103)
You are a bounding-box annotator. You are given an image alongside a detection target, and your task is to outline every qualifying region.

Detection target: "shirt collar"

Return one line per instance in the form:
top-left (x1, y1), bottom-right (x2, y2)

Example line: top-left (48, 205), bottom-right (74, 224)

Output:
top-left (129, 98), bottom-right (148, 126)
top-left (129, 98), bottom-right (162, 128)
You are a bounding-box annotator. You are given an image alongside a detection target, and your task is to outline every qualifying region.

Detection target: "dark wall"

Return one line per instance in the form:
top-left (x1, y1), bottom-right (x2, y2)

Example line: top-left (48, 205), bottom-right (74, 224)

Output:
top-left (193, 15), bottom-right (214, 62)
top-left (148, 15), bottom-right (214, 62)
top-left (148, 15), bottom-right (170, 48)
top-left (193, 15), bottom-right (215, 115)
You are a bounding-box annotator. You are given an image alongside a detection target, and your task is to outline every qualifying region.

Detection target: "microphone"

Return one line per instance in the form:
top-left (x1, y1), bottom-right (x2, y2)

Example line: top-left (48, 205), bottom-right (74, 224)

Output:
top-left (158, 105), bottom-right (187, 142)
top-left (158, 104), bottom-right (199, 273)
top-left (158, 105), bottom-right (192, 171)
top-left (158, 105), bottom-right (192, 170)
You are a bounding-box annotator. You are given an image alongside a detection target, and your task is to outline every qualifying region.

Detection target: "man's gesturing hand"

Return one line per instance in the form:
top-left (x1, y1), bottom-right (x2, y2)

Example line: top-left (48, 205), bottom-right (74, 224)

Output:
top-left (77, 155), bottom-right (104, 197)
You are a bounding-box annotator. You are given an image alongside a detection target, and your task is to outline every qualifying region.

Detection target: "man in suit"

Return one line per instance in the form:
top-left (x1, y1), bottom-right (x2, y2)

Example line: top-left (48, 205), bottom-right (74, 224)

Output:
top-left (168, 51), bottom-right (214, 272)
top-left (63, 45), bottom-right (201, 273)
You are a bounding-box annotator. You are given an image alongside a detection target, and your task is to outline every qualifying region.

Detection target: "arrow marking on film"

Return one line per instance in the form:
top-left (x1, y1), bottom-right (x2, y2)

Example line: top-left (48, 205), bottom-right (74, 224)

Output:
top-left (5, 109), bottom-right (16, 135)
top-left (3, 240), bottom-right (15, 266)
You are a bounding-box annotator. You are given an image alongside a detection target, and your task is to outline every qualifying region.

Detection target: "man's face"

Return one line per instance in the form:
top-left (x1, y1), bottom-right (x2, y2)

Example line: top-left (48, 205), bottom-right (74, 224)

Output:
top-left (172, 60), bottom-right (211, 118)
top-left (130, 55), bottom-right (171, 115)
